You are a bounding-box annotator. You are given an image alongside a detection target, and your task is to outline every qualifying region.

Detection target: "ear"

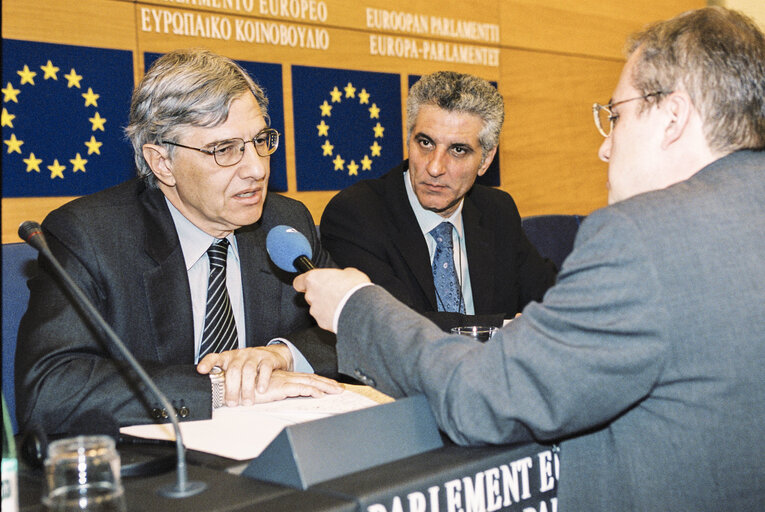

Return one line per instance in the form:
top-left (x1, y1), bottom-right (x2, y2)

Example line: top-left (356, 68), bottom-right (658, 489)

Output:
top-left (477, 146), bottom-right (498, 177)
top-left (661, 91), bottom-right (693, 150)
top-left (142, 143), bottom-right (176, 187)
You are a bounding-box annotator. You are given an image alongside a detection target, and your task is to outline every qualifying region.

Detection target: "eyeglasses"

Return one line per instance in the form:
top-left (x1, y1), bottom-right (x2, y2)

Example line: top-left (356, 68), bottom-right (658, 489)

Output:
top-left (592, 92), bottom-right (669, 138)
top-left (161, 128), bottom-right (280, 167)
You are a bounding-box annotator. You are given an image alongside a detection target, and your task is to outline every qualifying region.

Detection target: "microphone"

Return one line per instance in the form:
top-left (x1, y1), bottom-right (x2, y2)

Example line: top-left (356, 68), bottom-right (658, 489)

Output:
top-left (18, 221), bottom-right (206, 498)
top-left (266, 225), bottom-right (316, 273)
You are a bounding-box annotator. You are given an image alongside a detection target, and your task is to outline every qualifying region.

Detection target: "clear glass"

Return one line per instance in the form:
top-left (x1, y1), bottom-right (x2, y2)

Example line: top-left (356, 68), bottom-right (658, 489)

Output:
top-left (162, 128), bottom-right (280, 166)
top-left (451, 326), bottom-right (498, 343)
top-left (42, 436), bottom-right (126, 512)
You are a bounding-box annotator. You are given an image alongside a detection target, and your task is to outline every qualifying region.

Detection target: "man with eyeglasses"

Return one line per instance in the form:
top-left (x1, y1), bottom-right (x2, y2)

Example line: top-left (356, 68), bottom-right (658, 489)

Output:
top-left (16, 49), bottom-right (342, 436)
top-left (294, 7), bottom-right (765, 510)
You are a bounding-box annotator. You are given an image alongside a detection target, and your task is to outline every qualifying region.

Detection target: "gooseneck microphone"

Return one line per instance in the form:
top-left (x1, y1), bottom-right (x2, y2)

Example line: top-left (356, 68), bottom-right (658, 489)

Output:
top-left (18, 221), bottom-right (206, 498)
top-left (266, 225), bottom-right (316, 273)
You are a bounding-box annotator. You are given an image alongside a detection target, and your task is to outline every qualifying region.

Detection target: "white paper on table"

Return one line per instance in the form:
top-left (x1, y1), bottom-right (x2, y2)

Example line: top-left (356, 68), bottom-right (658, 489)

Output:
top-left (119, 389), bottom-right (380, 461)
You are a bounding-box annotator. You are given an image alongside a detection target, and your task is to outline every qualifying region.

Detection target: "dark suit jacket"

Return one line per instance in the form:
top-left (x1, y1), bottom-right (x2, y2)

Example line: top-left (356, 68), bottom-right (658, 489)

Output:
top-left (320, 161), bottom-right (557, 331)
top-left (16, 179), bottom-right (336, 435)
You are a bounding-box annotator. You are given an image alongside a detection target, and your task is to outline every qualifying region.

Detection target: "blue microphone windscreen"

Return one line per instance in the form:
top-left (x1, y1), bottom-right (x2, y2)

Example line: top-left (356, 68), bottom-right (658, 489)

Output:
top-left (266, 225), bottom-right (313, 272)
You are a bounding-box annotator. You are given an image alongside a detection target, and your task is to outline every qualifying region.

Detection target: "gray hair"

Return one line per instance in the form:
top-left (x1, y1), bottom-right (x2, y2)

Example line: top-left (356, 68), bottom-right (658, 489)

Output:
top-left (125, 49), bottom-right (269, 187)
top-left (406, 71), bottom-right (504, 158)
top-left (627, 6), bottom-right (765, 152)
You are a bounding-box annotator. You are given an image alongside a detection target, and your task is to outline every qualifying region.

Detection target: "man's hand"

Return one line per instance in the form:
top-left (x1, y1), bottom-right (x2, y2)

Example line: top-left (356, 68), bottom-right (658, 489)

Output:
top-left (197, 344), bottom-right (294, 406)
top-left (246, 370), bottom-right (343, 404)
top-left (293, 268), bottom-right (371, 332)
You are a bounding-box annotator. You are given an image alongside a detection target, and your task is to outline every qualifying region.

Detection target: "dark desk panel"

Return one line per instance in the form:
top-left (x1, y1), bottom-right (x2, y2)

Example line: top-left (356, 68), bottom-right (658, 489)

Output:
top-left (18, 440), bottom-right (556, 511)
top-left (313, 442), bottom-right (559, 512)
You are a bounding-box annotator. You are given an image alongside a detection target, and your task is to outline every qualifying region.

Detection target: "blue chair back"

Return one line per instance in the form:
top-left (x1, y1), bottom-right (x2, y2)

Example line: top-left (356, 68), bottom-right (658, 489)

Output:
top-left (521, 214), bottom-right (585, 270)
top-left (2, 242), bottom-right (38, 434)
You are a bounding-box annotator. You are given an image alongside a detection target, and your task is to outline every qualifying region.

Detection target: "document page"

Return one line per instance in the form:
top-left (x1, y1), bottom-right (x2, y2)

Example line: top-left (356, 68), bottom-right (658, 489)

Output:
top-left (119, 385), bottom-right (392, 460)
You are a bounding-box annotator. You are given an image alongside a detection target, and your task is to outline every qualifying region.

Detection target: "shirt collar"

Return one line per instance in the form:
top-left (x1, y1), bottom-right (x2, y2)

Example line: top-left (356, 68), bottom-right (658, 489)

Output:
top-left (403, 169), bottom-right (465, 239)
top-left (165, 197), bottom-right (240, 270)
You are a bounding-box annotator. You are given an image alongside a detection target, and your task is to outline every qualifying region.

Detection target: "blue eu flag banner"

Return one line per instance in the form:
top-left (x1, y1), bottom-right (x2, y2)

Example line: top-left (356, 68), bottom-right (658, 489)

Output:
top-left (292, 66), bottom-right (403, 191)
top-left (144, 53), bottom-right (287, 192)
top-left (407, 74), bottom-right (500, 187)
top-left (2, 39), bottom-right (134, 197)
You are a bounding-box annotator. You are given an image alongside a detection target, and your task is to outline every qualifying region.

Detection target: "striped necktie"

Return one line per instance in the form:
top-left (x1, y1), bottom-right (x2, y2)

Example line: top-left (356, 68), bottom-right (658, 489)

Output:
top-left (429, 222), bottom-right (465, 313)
top-left (198, 238), bottom-right (238, 359)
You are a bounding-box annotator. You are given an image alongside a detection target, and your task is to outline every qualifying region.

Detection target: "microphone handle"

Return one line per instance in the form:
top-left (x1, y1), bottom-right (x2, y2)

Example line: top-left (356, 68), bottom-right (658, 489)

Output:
top-left (294, 255), bottom-right (315, 273)
top-left (32, 243), bottom-right (206, 498)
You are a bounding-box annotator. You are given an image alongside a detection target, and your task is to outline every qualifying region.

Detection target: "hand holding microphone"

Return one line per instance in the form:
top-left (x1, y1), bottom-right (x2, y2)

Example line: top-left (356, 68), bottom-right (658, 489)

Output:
top-left (265, 225), bottom-right (371, 332)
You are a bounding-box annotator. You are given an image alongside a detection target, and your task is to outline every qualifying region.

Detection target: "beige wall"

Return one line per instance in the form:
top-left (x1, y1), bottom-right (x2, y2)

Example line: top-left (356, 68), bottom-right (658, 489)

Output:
top-left (2, 0), bottom-right (709, 242)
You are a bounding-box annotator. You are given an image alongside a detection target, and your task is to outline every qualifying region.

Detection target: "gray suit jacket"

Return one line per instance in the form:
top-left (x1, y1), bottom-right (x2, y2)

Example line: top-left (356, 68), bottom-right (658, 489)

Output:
top-left (16, 179), bottom-right (336, 435)
top-left (336, 150), bottom-right (765, 510)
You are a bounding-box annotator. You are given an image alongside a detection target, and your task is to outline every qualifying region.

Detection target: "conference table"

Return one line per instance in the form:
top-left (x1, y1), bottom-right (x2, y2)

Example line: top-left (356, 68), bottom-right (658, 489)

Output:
top-left (17, 435), bottom-right (558, 511)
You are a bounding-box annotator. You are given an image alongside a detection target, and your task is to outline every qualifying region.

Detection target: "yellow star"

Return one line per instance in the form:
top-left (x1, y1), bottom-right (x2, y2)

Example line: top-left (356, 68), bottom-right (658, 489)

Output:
top-left (70, 153), bottom-right (88, 172)
top-left (1, 108), bottom-right (15, 128)
top-left (344, 82), bottom-right (356, 98)
top-left (40, 60), bottom-right (60, 80)
top-left (368, 103), bottom-right (380, 119)
top-left (23, 152), bottom-right (43, 173)
top-left (4, 133), bottom-right (23, 154)
top-left (321, 139), bottom-right (334, 156)
top-left (361, 154), bottom-right (373, 170)
top-left (347, 160), bottom-right (359, 176)
top-left (84, 135), bottom-right (102, 155)
top-left (358, 89), bottom-right (370, 104)
top-left (47, 159), bottom-right (66, 179)
top-left (64, 69), bottom-right (82, 89)
top-left (329, 86), bottom-right (343, 103)
top-left (17, 65), bottom-right (37, 85)
top-left (373, 122), bottom-right (385, 138)
top-left (332, 154), bottom-right (345, 171)
top-left (370, 141), bottom-right (382, 157)
top-left (319, 100), bottom-right (332, 117)
top-left (82, 88), bottom-right (100, 107)
top-left (2, 82), bottom-right (21, 103)
top-left (316, 120), bottom-right (329, 137)
top-left (89, 112), bottom-right (106, 131)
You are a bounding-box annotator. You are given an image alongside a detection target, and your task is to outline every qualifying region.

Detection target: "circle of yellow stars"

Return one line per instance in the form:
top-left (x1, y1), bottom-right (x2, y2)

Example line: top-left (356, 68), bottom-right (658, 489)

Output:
top-left (316, 82), bottom-right (384, 176)
top-left (2, 59), bottom-right (107, 180)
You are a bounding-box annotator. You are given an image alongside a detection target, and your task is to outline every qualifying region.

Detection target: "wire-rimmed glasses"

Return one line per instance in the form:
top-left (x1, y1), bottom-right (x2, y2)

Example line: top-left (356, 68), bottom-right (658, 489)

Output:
top-left (161, 128), bottom-right (280, 166)
top-left (592, 92), bottom-right (669, 137)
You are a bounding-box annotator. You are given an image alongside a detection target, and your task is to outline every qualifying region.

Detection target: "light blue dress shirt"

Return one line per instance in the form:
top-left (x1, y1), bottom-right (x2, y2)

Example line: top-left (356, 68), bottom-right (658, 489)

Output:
top-left (165, 199), bottom-right (312, 372)
top-left (403, 170), bottom-right (475, 315)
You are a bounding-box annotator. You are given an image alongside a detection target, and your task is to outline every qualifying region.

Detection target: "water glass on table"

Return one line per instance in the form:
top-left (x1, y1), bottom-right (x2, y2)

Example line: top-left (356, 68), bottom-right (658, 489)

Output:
top-left (450, 326), bottom-right (498, 342)
top-left (42, 435), bottom-right (126, 512)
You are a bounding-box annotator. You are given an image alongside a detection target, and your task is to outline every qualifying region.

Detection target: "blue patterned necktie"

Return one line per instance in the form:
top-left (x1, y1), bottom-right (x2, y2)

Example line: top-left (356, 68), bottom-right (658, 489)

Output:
top-left (429, 222), bottom-right (465, 313)
top-left (198, 239), bottom-right (238, 359)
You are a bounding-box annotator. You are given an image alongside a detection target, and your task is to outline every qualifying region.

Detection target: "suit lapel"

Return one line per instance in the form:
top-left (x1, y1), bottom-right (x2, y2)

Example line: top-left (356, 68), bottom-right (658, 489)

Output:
top-left (462, 194), bottom-right (495, 312)
top-left (140, 188), bottom-right (196, 364)
top-left (236, 223), bottom-right (280, 346)
top-left (385, 165), bottom-right (439, 310)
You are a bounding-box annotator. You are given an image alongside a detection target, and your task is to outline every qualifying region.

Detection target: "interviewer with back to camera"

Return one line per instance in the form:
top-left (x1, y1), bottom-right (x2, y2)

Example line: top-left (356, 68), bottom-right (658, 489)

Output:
top-left (15, 49), bottom-right (342, 436)
top-left (295, 7), bottom-right (765, 511)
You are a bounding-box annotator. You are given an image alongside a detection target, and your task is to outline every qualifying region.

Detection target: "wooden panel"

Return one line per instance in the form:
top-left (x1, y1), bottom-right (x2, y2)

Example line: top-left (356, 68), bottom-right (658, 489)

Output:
top-left (500, 0), bottom-right (705, 59)
top-left (2, 197), bottom-right (77, 243)
top-left (1, 0), bottom-right (136, 50)
top-left (499, 49), bottom-right (624, 216)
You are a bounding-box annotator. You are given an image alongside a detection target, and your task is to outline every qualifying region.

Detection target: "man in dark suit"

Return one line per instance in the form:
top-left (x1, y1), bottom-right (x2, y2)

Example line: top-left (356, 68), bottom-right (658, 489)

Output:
top-left (321, 72), bottom-right (556, 331)
top-left (296, 7), bottom-right (765, 510)
top-left (16, 49), bottom-right (341, 436)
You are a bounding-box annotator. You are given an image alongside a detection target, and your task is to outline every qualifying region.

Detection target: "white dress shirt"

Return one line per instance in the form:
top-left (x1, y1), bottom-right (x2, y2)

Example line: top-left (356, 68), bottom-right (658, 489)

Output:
top-left (403, 170), bottom-right (475, 314)
top-left (166, 199), bottom-right (312, 372)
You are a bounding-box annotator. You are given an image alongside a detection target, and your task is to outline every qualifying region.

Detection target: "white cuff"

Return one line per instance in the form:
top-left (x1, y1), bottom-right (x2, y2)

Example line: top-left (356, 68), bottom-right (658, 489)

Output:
top-left (267, 338), bottom-right (314, 373)
top-left (333, 283), bottom-right (375, 333)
